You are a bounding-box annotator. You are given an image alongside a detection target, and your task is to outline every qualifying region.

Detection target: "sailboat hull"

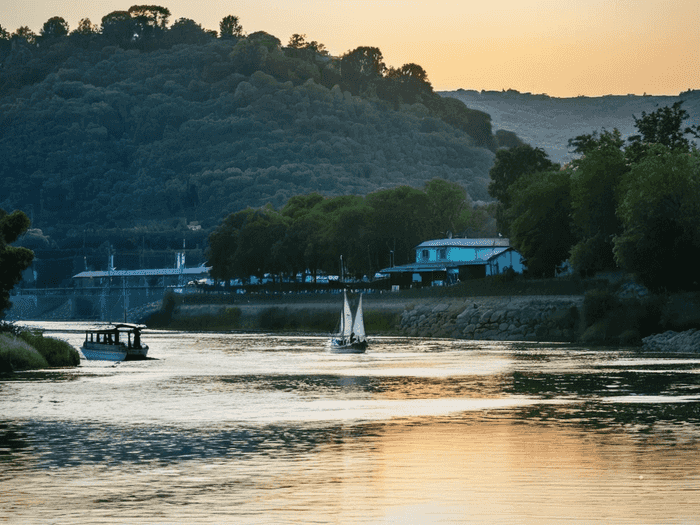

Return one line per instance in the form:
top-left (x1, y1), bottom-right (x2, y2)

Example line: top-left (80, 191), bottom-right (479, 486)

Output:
top-left (330, 339), bottom-right (368, 353)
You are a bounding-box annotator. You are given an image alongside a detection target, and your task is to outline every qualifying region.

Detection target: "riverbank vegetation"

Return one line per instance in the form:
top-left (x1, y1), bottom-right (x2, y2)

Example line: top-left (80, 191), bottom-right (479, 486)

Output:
top-left (207, 178), bottom-right (494, 282)
top-left (490, 102), bottom-right (700, 293)
top-left (2, 6), bottom-right (503, 289)
top-left (0, 322), bottom-right (80, 374)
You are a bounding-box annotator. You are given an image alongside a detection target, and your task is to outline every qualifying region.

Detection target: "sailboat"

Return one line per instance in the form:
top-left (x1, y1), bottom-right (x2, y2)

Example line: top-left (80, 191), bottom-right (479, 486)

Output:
top-left (330, 291), bottom-right (368, 353)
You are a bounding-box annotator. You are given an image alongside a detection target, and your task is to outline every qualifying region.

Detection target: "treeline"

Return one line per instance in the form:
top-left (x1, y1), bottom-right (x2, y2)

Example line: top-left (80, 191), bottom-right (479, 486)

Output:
top-left (1, 8), bottom-right (497, 148)
top-left (1, 6), bottom-right (506, 269)
top-left (207, 179), bottom-right (495, 282)
top-left (491, 101), bottom-right (700, 292)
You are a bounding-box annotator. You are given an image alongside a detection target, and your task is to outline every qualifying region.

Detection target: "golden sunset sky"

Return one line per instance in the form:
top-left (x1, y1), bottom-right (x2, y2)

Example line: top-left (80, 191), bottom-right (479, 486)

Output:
top-left (4, 0), bottom-right (698, 97)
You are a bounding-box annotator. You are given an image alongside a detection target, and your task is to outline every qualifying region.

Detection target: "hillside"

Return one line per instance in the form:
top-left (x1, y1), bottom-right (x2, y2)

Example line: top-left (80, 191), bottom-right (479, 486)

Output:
top-left (1, 37), bottom-right (495, 240)
top-left (441, 89), bottom-right (700, 164)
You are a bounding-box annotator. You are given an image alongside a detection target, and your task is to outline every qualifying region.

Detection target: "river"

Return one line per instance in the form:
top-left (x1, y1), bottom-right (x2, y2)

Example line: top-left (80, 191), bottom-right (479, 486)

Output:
top-left (2, 322), bottom-right (699, 524)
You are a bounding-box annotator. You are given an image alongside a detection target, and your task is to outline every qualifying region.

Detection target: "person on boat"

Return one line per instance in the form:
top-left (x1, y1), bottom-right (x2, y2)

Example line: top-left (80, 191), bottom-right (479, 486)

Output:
top-left (349, 332), bottom-right (356, 344)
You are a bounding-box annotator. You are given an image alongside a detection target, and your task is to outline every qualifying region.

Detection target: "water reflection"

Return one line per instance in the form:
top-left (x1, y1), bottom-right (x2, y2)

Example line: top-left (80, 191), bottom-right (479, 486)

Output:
top-left (2, 328), bottom-right (699, 524)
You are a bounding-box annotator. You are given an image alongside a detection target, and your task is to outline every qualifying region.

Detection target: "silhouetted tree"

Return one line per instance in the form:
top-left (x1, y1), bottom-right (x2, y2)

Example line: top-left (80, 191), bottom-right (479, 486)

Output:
top-left (626, 101), bottom-right (700, 162)
top-left (39, 16), bottom-right (70, 40)
top-left (509, 169), bottom-right (575, 277)
top-left (12, 26), bottom-right (37, 45)
top-left (341, 46), bottom-right (385, 94)
top-left (569, 129), bottom-right (626, 275)
top-left (127, 5), bottom-right (171, 29)
top-left (488, 144), bottom-right (557, 235)
top-left (100, 11), bottom-right (134, 46)
top-left (167, 18), bottom-right (212, 46)
top-left (0, 209), bottom-right (34, 317)
top-left (219, 15), bottom-right (244, 39)
top-left (614, 146), bottom-right (700, 291)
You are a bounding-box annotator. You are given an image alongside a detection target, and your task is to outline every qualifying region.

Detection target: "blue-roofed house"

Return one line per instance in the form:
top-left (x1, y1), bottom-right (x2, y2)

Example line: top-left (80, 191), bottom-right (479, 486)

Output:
top-left (378, 238), bottom-right (525, 287)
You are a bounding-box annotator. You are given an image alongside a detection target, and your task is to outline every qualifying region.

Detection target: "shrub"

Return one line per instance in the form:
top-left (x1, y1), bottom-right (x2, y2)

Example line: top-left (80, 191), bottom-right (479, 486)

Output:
top-left (582, 289), bottom-right (619, 327)
top-left (258, 307), bottom-right (288, 330)
top-left (17, 330), bottom-right (80, 367)
top-left (0, 333), bottom-right (50, 372)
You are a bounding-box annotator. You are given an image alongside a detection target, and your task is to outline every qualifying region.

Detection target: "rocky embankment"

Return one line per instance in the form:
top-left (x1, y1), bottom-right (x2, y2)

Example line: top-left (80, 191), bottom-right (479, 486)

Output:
top-left (399, 296), bottom-right (583, 341)
top-left (642, 330), bottom-right (700, 353)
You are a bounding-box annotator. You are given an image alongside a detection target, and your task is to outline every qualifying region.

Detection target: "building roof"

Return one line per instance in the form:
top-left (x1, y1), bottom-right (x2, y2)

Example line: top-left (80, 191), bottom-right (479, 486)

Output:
top-left (416, 238), bottom-right (510, 249)
top-left (73, 266), bottom-right (211, 279)
top-left (379, 247), bottom-right (514, 274)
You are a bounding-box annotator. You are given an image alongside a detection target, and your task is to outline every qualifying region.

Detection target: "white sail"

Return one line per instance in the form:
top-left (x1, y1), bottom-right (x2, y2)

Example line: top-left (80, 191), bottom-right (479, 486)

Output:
top-left (342, 291), bottom-right (353, 338)
top-left (352, 294), bottom-right (366, 341)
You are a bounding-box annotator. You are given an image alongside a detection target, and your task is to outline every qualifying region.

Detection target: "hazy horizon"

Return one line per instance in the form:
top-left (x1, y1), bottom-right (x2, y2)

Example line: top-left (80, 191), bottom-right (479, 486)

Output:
top-left (2, 0), bottom-right (698, 98)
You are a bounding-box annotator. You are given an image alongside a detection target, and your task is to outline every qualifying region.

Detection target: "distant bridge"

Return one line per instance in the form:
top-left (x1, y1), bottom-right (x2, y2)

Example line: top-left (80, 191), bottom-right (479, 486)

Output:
top-left (8, 285), bottom-right (166, 322)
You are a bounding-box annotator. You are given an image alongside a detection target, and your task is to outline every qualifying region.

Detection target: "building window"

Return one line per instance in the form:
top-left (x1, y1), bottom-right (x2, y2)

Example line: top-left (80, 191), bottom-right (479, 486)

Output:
top-left (438, 248), bottom-right (447, 260)
top-left (422, 249), bottom-right (429, 260)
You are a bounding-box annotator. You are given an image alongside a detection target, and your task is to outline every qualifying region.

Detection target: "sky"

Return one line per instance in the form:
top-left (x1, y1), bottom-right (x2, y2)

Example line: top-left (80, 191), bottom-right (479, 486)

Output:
top-left (2, 0), bottom-right (698, 98)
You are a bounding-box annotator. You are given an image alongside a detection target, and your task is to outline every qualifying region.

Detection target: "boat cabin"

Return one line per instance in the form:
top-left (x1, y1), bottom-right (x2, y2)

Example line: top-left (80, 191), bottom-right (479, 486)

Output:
top-left (83, 324), bottom-right (145, 349)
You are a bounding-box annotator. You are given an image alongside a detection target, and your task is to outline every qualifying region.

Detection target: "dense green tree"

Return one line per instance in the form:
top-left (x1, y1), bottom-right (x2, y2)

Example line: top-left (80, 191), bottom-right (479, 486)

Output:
top-left (508, 169), bottom-right (575, 277)
top-left (39, 16), bottom-right (69, 40)
top-left (12, 26), bottom-right (37, 45)
top-left (430, 97), bottom-right (497, 150)
top-left (166, 18), bottom-right (213, 46)
top-left (568, 129), bottom-right (627, 275)
top-left (0, 24), bottom-right (9, 40)
top-left (340, 46), bottom-right (385, 95)
top-left (382, 63), bottom-right (432, 105)
top-left (207, 208), bottom-right (251, 282)
top-left (487, 144), bottom-right (558, 235)
top-left (495, 130), bottom-right (525, 149)
top-left (366, 186), bottom-right (431, 267)
top-left (614, 147), bottom-right (700, 291)
top-left (424, 178), bottom-right (468, 236)
top-left (127, 5), bottom-right (171, 30)
top-left (219, 15), bottom-right (244, 39)
top-left (0, 209), bottom-right (34, 317)
top-left (72, 18), bottom-right (99, 36)
top-left (628, 101), bottom-right (700, 154)
top-left (100, 11), bottom-right (134, 46)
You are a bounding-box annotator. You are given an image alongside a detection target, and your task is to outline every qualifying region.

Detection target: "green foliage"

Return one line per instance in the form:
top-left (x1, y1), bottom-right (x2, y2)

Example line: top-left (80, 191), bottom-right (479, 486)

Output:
top-left (508, 169), bottom-right (575, 277)
top-left (628, 101), bottom-right (700, 157)
top-left (340, 46), bottom-right (386, 94)
top-left (220, 15), bottom-right (244, 39)
top-left (582, 289), bottom-right (619, 327)
top-left (0, 209), bottom-right (34, 317)
top-left (208, 180), bottom-right (489, 282)
top-left (495, 130), bottom-right (525, 149)
top-left (613, 147), bottom-right (700, 291)
top-left (488, 144), bottom-right (558, 235)
top-left (568, 129), bottom-right (627, 275)
top-left (13, 26), bottom-right (37, 45)
top-left (0, 334), bottom-right (49, 373)
top-left (424, 178), bottom-right (468, 235)
top-left (17, 330), bottom-right (80, 367)
top-left (127, 5), bottom-right (171, 30)
top-left (40, 17), bottom-right (70, 40)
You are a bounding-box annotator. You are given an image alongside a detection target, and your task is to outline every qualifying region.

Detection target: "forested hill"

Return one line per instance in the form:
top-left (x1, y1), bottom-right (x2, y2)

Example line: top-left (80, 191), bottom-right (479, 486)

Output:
top-left (1, 31), bottom-right (497, 243)
top-left (441, 89), bottom-right (700, 165)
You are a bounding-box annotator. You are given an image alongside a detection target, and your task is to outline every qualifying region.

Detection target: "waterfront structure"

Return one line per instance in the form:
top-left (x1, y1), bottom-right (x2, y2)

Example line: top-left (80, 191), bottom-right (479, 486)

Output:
top-left (72, 252), bottom-right (210, 289)
top-left (379, 238), bottom-right (525, 287)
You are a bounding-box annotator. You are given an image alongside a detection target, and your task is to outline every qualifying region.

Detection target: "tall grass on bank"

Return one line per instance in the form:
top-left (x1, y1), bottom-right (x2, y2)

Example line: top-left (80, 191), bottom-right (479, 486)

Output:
top-left (17, 331), bottom-right (80, 367)
top-left (0, 333), bottom-right (50, 373)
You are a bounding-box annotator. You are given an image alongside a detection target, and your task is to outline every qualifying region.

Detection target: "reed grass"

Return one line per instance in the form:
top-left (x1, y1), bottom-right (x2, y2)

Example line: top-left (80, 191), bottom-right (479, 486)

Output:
top-left (0, 333), bottom-right (50, 373)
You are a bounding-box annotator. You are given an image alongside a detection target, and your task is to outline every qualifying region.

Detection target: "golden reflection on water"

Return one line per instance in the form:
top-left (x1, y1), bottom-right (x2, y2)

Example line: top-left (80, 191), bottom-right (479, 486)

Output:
top-left (3, 328), bottom-right (700, 523)
top-left (3, 416), bottom-right (699, 524)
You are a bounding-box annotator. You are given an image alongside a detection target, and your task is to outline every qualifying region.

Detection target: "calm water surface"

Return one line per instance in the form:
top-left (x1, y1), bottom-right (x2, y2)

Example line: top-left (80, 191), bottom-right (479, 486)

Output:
top-left (2, 322), bottom-right (699, 524)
